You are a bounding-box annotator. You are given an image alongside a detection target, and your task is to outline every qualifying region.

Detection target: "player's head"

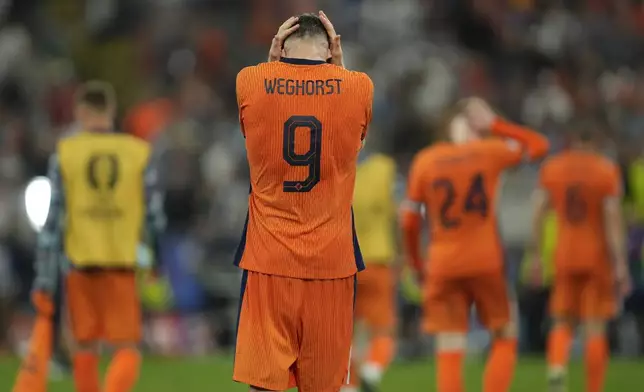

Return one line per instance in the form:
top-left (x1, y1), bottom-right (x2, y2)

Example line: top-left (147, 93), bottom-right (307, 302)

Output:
top-left (437, 100), bottom-right (479, 144)
top-left (74, 80), bottom-right (116, 133)
top-left (283, 13), bottom-right (330, 61)
top-left (569, 121), bottom-right (599, 150)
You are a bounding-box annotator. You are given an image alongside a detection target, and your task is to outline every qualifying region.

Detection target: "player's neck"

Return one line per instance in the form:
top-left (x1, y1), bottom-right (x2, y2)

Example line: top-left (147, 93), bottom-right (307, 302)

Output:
top-left (283, 40), bottom-right (327, 63)
top-left (282, 51), bottom-right (326, 62)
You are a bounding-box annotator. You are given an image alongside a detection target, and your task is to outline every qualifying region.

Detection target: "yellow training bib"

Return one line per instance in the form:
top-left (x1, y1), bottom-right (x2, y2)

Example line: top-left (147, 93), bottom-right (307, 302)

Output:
top-left (58, 132), bottom-right (150, 268)
top-left (353, 153), bottom-right (397, 264)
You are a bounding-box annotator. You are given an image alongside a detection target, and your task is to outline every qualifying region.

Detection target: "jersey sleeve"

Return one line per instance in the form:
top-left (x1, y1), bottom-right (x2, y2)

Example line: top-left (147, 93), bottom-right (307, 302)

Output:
top-left (487, 139), bottom-right (524, 169)
top-left (406, 152), bottom-right (426, 203)
top-left (236, 67), bottom-right (254, 137)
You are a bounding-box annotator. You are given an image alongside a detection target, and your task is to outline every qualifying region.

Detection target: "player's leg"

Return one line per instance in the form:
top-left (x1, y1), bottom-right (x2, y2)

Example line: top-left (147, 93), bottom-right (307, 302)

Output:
top-left (297, 276), bottom-right (355, 392)
top-left (358, 265), bottom-right (396, 392)
top-left (233, 271), bottom-right (301, 392)
top-left (546, 275), bottom-right (580, 391)
top-left (102, 271), bottom-right (142, 392)
top-left (424, 277), bottom-right (469, 392)
top-left (50, 269), bottom-right (71, 380)
top-left (472, 273), bottom-right (518, 392)
top-left (343, 273), bottom-right (369, 392)
top-left (580, 275), bottom-right (615, 392)
top-left (344, 266), bottom-right (396, 392)
top-left (65, 270), bottom-right (101, 392)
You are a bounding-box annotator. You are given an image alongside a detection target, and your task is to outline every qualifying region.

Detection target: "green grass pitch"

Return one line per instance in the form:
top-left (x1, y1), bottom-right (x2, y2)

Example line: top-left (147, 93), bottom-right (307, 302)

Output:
top-left (1, 356), bottom-right (643, 391)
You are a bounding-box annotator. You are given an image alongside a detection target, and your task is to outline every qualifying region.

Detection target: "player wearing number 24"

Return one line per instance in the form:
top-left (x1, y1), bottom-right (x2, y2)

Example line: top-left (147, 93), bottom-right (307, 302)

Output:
top-left (401, 98), bottom-right (549, 392)
top-left (233, 11), bottom-right (373, 392)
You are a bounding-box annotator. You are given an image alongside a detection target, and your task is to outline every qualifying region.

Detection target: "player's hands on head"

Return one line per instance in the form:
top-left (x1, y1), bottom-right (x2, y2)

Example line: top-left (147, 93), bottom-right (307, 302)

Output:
top-left (268, 16), bottom-right (300, 62)
top-left (319, 10), bottom-right (344, 67)
top-left (464, 97), bottom-right (496, 136)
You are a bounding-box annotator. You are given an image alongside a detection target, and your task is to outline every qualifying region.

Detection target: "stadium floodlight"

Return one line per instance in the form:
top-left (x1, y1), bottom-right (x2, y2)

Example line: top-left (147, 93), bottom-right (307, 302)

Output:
top-left (24, 176), bottom-right (52, 232)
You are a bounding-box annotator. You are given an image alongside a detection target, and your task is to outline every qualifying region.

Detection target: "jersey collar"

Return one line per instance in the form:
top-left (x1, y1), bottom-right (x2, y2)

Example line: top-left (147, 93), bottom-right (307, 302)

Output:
top-left (280, 57), bottom-right (327, 65)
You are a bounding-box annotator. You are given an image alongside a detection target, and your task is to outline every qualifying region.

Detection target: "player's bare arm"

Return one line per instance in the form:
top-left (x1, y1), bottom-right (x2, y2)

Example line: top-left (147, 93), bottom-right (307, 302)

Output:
top-left (267, 16), bottom-right (300, 62)
top-left (464, 97), bottom-right (549, 161)
top-left (603, 196), bottom-right (632, 297)
top-left (530, 187), bottom-right (550, 284)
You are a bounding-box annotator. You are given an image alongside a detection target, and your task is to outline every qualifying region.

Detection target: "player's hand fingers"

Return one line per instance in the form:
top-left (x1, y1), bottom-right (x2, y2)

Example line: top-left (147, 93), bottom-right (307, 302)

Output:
top-left (277, 24), bottom-right (300, 41)
top-left (278, 16), bottom-right (299, 34)
top-left (319, 10), bottom-right (337, 38)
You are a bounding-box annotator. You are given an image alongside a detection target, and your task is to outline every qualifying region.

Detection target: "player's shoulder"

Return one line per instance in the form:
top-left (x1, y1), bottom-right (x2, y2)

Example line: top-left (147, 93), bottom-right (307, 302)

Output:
top-left (340, 68), bottom-right (372, 84)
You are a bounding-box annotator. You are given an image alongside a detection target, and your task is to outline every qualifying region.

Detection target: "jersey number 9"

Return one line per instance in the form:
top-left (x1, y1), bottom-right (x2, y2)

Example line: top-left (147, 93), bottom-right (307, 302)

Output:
top-left (282, 115), bottom-right (322, 192)
top-left (432, 173), bottom-right (489, 229)
top-left (565, 184), bottom-right (587, 223)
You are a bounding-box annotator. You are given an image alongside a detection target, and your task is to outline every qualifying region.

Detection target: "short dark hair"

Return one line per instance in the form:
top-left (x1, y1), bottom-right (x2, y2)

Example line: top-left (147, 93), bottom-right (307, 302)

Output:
top-left (568, 119), bottom-right (598, 144)
top-left (75, 81), bottom-right (116, 111)
top-left (286, 13), bottom-right (329, 43)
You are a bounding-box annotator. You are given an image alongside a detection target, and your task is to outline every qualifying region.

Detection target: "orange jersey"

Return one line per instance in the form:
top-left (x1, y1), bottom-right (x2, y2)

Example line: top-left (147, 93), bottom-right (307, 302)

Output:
top-left (539, 151), bottom-right (621, 273)
top-left (235, 58), bottom-right (374, 279)
top-left (402, 119), bottom-right (549, 277)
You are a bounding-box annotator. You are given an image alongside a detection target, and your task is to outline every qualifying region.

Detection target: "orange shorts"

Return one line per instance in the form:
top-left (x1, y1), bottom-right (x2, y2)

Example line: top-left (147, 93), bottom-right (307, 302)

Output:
top-left (233, 271), bottom-right (355, 392)
top-left (355, 264), bottom-right (396, 329)
top-left (423, 271), bottom-right (511, 333)
top-left (65, 269), bottom-right (141, 344)
top-left (550, 272), bottom-right (616, 320)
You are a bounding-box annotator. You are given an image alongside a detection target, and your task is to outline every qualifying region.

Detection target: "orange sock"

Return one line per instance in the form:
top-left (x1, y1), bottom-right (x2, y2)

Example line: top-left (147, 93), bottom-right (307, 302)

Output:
top-left (73, 352), bottom-right (100, 392)
top-left (437, 351), bottom-right (464, 392)
top-left (483, 338), bottom-right (517, 392)
top-left (364, 335), bottom-right (395, 370)
top-left (104, 348), bottom-right (141, 392)
top-left (585, 335), bottom-right (608, 392)
top-left (547, 325), bottom-right (572, 370)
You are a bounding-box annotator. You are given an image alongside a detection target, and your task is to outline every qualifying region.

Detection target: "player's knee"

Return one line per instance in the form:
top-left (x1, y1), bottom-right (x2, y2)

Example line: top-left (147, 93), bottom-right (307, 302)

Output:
top-left (370, 325), bottom-right (396, 339)
top-left (582, 320), bottom-right (607, 337)
top-left (111, 341), bottom-right (140, 351)
top-left (435, 332), bottom-right (467, 352)
top-left (552, 317), bottom-right (575, 330)
top-left (75, 340), bottom-right (100, 353)
top-left (492, 319), bottom-right (518, 340)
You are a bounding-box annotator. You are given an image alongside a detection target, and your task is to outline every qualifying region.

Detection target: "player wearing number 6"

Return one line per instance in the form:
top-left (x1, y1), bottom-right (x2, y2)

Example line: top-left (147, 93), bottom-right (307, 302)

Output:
top-left (233, 11), bottom-right (373, 392)
top-left (401, 98), bottom-right (549, 392)
top-left (532, 128), bottom-right (631, 392)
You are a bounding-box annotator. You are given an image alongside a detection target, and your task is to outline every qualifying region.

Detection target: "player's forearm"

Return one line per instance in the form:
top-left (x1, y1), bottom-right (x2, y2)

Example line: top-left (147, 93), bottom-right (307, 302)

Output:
top-left (400, 209), bottom-right (423, 273)
top-left (604, 201), bottom-right (628, 273)
top-left (532, 212), bottom-right (546, 263)
top-left (491, 118), bottom-right (549, 160)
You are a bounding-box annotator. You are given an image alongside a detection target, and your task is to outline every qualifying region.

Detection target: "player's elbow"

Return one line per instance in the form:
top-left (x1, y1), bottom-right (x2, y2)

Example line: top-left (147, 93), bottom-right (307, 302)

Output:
top-left (526, 134), bottom-right (550, 161)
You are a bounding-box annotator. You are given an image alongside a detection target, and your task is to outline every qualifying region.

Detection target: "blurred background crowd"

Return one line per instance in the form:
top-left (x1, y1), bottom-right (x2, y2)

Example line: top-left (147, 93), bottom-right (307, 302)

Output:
top-left (1, 0), bottom-right (644, 359)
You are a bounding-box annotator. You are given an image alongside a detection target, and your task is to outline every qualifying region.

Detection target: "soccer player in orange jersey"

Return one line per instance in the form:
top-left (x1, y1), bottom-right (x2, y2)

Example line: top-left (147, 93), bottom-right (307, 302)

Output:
top-left (401, 98), bottom-right (549, 392)
top-left (233, 12), bottom-right (374, 392)
top-left (532, 128), bottom-right (631, 392)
